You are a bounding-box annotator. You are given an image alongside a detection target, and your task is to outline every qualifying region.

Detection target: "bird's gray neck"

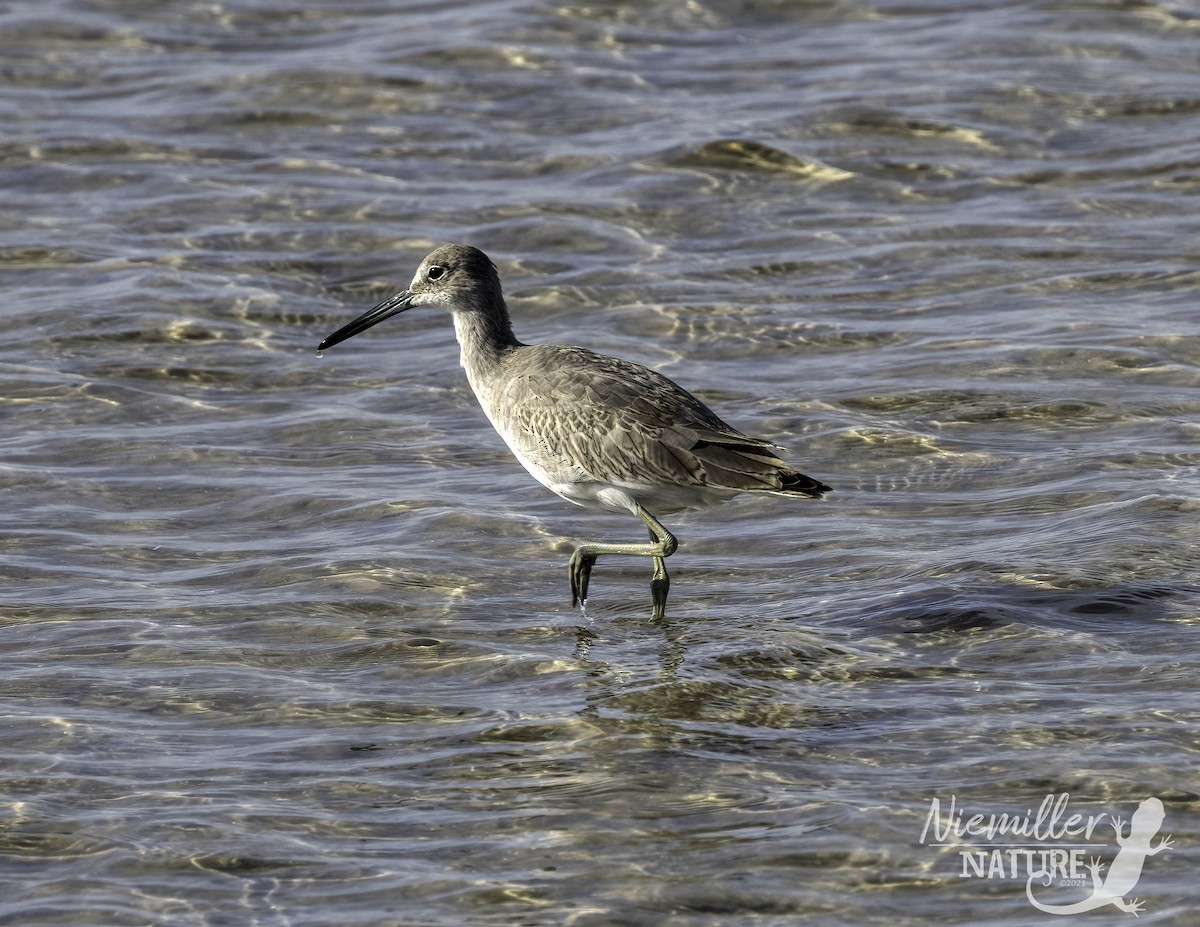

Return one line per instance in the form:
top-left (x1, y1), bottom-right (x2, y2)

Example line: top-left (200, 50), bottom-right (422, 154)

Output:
top-left (452, 307), bottom-right (522, 386)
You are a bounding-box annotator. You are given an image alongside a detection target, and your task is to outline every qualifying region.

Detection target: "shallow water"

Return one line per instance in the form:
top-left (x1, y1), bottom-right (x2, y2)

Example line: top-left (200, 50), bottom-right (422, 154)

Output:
top-left (2, 0), bottom-right (1199, 924)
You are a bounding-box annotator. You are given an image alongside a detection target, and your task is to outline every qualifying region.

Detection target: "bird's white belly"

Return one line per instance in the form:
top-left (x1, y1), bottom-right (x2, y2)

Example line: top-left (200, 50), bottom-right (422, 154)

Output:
top-left (502, 430), bottom-right (736, 516)
top-left (499, 430), bottom-right (639, 514)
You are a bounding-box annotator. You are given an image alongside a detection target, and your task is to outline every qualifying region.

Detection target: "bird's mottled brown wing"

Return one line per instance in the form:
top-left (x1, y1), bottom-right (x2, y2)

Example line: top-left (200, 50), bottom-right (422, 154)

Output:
top-left (493, 344), bottom-right (825, 497)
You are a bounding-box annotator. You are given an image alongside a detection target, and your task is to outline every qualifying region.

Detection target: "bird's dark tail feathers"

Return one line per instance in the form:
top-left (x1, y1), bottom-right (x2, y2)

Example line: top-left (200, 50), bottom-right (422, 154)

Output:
top-left (779, 470), bottom-right (831, 498)
top-left (688, 435), bottom-right (830, 498)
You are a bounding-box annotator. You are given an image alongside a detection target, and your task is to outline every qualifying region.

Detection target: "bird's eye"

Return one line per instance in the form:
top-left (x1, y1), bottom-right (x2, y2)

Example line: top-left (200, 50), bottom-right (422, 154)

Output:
top-left (427, 265), bottom-right (446, 280)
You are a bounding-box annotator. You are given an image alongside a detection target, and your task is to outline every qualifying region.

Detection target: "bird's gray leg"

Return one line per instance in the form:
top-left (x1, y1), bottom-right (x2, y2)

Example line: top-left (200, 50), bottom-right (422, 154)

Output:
top-left (567, 505), bottom-right (677, 619)
top-left (640, 507), bottom-right (678, 620)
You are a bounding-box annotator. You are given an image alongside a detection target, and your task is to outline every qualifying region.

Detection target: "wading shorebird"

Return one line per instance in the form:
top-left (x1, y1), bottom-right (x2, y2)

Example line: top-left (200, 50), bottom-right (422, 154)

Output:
top-left (319, 244), bottom-right (829, 619)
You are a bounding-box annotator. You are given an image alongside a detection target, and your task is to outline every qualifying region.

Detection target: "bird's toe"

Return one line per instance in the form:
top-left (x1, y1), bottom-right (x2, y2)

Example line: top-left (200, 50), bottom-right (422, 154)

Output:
top-left (569, 549), bottom-right (597, 608)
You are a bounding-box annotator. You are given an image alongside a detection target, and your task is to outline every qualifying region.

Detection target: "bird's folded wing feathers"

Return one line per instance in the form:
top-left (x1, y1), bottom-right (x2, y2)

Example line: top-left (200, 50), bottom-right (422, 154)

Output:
top-left (499, 347), bottom-right (804, 493)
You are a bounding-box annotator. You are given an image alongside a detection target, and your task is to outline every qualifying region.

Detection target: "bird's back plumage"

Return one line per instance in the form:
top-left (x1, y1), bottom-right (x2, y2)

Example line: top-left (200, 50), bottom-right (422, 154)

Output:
top-left (473, 342), bottom-right (829, 515)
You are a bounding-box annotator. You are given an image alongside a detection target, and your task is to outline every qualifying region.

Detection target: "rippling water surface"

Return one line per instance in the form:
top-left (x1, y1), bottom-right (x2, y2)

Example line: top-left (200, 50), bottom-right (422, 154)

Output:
top-left (3, 1), bottom-right (1199, 924)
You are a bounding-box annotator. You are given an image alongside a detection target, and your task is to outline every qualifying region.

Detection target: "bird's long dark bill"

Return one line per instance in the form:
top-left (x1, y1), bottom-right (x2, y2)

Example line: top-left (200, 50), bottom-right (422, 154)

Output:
top-left (318, 290), bottom-right (414, 351)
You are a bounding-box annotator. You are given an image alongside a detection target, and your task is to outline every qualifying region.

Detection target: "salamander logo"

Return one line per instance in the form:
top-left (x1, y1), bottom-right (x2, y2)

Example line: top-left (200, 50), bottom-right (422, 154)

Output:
top-left (919, 793), bottom-right (1172, 916)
